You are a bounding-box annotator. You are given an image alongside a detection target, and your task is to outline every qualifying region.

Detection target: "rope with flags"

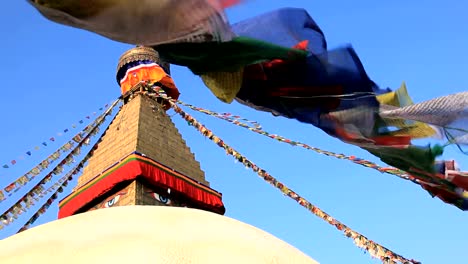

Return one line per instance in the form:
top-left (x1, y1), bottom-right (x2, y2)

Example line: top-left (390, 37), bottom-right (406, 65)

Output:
top-left (0, 100), bottom-right (121, 204)
top-left (0, 100), bottom-right (121, 230)
top-left (169, 97), bottom-right (412, 179)
top-left (151, 87), bottom-right (457, 192)
top-left (146, 88), bottom-right (419, 264)
top-left (16, 144), bottom-right (98, 233)
top-left (1, 101), bottom-right (115, 170)
top-left (169, 89), bottom-right (466, 209)
top-left (2, 101), bottom-right (122, 232)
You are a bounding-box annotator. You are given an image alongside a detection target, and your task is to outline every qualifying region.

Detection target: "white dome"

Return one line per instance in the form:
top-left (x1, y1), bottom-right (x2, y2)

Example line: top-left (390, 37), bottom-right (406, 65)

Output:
top-left (0, 206), bottom-right (319, 264)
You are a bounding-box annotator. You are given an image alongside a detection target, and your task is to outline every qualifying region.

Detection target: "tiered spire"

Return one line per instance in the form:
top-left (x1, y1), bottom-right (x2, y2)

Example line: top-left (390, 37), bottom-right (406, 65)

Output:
top-left (58, 47), bottom-right (225, 218)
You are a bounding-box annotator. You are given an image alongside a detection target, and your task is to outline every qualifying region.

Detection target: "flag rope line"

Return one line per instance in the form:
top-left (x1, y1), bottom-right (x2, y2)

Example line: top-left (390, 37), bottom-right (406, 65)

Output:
top-left (146, 89), bottom-right (419, 264)
top-left (0, 100), bottom-right (115, 170)
top-left (151, 87), bottom-right (454, 191)
top-left (0, 100), bottom-right (121, 207)
top-left (9, 103), bottom-right (122, 232)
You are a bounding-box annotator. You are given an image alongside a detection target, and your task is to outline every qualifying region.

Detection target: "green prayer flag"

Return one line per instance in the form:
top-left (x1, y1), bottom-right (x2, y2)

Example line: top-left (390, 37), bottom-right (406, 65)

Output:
top-left (156, 36), bottom-right (307, 75)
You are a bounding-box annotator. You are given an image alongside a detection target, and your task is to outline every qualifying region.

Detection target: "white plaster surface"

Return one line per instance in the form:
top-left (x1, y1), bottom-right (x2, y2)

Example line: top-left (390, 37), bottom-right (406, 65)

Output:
top-left (0, 206), bottom-right (319, 264)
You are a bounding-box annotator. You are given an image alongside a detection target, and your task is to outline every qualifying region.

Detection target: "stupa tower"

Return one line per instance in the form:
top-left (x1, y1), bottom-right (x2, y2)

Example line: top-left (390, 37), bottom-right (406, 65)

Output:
top-left (57, 47), bottom-right (225, 218)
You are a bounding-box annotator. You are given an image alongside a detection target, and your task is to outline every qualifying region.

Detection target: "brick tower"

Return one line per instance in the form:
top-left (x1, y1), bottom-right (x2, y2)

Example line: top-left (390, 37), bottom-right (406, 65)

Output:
top-left (58, 47), bottom-right (225, 218)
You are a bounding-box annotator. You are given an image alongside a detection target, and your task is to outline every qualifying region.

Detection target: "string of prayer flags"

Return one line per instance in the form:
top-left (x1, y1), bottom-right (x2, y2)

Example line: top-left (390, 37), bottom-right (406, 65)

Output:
top-left (148, 5), bottom-right (464, 186)
top-left (167, 95), bottom-right (415, 180)
top-left (13, 105), bottom-right (122, 233)
top-left (12, 167), bottom-right (73, 231)
top-left (153, 89), bottom-right (465, 210)
top-left (155, 89), bottom-right (439, 187)
top-left (147, 89), bottom-right (418, 263)
top-left (1, 180), bottom-right (54, 228)
top-left (166, 97), bottom-right (261, 130)
top-left (1, 101), bottom-right (112, 169)
top-left (0, 177), bottom-right (48, 227)
top-left (0, 99), bottom-right (121, 202)
top-left (0, 153), bottom-right (94, 228)
top-left (13, 169), bottom-right (76, 232)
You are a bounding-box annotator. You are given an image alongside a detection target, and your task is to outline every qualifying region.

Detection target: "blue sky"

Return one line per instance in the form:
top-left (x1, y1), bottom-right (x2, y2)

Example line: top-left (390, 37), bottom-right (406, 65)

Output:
top-left (0, 1), bottom-right (467, 263)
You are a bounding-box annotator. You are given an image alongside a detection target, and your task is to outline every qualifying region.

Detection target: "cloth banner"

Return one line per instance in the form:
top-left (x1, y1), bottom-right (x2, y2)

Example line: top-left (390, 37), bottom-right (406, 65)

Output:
top-left (28, 0), bottom-right (238, 45)
top-left (376, 82), bottom-right (438, 138)
top-left (117, 61), bottom-right (180, 100)
top-left (380, 92), bottom-right (468, 145)
top-left (231, 8), bottom-right (327, 54)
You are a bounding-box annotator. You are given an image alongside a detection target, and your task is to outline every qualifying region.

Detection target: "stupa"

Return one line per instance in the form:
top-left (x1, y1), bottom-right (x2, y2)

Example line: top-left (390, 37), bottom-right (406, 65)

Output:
top-left (0, 46), bottom-right (319, 264)
top-left (58, 46), bottom-right (225, 218)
